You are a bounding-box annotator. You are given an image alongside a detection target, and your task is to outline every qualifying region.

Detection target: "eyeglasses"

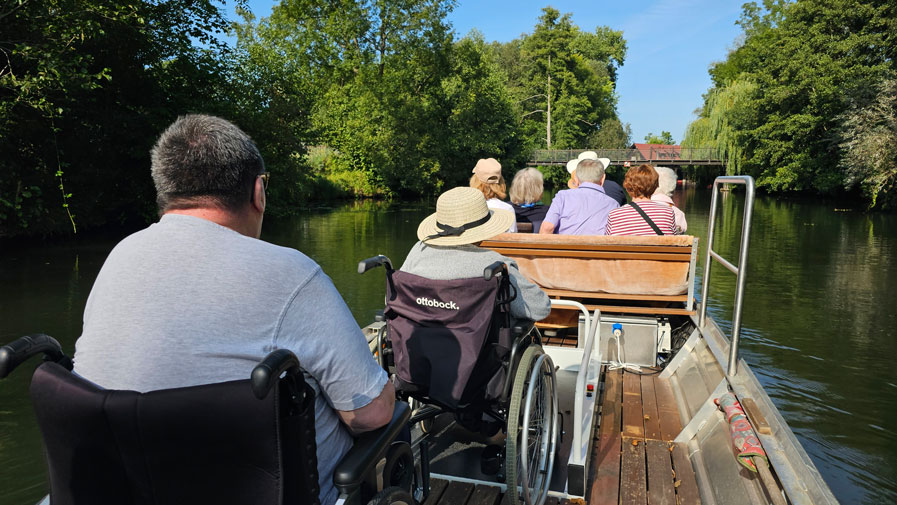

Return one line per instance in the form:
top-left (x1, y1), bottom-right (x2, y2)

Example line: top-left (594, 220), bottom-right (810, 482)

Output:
top-left (258, 173), bottom-right (270, 191)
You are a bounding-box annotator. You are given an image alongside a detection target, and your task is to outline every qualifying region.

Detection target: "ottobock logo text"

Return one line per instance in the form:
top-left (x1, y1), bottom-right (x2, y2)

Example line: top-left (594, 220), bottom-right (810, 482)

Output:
top-left (415, 297), bottom-right (460, 310)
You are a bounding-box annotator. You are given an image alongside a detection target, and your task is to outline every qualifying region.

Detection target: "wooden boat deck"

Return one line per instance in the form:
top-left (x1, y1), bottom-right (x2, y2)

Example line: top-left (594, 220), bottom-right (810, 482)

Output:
top-left (427, 368), bottom-right (701, 505)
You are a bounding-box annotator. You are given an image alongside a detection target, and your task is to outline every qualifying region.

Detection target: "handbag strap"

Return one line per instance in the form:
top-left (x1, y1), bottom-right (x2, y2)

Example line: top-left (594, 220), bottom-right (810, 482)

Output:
top-left (629, 202), bottom-right (664, 235)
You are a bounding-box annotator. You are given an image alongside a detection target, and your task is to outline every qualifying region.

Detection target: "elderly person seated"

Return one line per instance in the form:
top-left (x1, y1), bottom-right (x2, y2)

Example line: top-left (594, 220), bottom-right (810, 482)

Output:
top-left (540, 158), bottom-right (619, 235)
top-left (566, 152), bottom-right (626, 205)
top-left (401, 187), bottom-right (550, 321)
top-left (651, 166), bottom-right (687, 233)
top-left (509, 168), bottom-right (548, 233)
top-left (470, 157), bottom-right (516, 233)
top-left (606, 164), bottom-right (679, 236)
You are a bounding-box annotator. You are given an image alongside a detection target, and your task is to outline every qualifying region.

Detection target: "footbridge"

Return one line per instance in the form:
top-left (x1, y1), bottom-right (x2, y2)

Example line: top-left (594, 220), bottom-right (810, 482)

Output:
top-left (528, 147), bottom-right (724, 167)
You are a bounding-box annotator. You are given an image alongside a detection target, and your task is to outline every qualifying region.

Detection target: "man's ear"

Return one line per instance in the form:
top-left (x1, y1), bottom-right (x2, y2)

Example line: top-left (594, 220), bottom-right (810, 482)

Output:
top-left (252, 177), bottom-right (266, 213)
top-left (599, 174), bottom-right (607, 185)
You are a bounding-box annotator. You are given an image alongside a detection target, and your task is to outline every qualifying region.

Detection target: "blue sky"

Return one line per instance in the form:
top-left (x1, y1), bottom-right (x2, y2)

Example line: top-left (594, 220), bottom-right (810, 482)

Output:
top-left (230, 0), bottom-right (745, 145)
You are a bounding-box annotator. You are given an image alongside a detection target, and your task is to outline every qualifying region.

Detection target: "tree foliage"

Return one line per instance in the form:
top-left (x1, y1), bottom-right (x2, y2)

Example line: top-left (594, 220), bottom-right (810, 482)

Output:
top-left (644, 131), bottom-right (675, 145)
top-left (837, 77), bottom-right (897, 209)
top-left (683, 0), bottom-right (896, 207)
top-left (0, 0), bottom-right (235, 236)
top-left (1, 1), bottom-right (631, 237)
top-left (682, 79), bottom-right (755, 174)
top-left (490, 7), bottom-right (626, 150)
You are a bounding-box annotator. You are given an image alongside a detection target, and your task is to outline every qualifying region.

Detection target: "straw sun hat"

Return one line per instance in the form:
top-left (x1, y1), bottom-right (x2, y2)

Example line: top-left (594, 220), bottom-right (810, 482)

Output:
top-left (417, 187), bottom-right (515, 246)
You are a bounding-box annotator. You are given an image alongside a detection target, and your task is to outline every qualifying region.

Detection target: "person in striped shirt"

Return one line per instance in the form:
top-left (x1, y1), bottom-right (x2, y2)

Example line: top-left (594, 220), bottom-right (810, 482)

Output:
top-left (606, 164), bottom-right (680, 236)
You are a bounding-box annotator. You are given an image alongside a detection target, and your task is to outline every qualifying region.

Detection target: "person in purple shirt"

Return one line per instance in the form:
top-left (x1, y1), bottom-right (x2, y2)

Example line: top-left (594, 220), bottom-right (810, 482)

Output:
top-left (539, 158), bottom-right (620, 235)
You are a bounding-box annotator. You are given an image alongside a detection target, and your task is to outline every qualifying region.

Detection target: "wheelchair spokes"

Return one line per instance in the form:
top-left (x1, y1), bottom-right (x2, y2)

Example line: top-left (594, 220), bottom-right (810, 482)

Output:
top-left (506, 346), bottom-right (558, 505)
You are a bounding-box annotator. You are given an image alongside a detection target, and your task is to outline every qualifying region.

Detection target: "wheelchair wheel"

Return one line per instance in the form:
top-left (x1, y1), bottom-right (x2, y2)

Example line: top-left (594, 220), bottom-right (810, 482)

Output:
top-left (505, 345), bottom-right (558, 505)
top-left (366, 486), bottom-right (414, 505)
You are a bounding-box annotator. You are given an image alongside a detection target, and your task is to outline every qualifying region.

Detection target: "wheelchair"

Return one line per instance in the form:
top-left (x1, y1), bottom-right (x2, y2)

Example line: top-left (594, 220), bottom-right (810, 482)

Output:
top-left (358, 255), bottom-right (559, 505)
top-left (0, 334), bottom-right (421, 505)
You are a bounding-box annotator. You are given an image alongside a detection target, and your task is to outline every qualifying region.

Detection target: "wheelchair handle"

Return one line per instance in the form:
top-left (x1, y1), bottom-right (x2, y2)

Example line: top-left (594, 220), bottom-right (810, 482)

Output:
top-left (358, 255), bottom-right (393, 274)
top-left (483, 261), bottom-right (508, 281)
top-left (0, 334), bottom-right (72, 379)
top-left (250, 349), bottom-right (303, 400)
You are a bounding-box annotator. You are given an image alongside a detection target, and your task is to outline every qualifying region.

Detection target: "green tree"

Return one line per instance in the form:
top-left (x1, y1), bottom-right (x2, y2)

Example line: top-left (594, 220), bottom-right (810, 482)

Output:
top-left (837, 77), bottom-right (897, 209)
top-left (689, 0), bottom-right (895, 203)
top-left (0, 0), bottom-right (235, 237)
top-left (494, 7), bottom-right (625, 150)
top-left (587, 117), bottom-right (631, 149)
top-left (644, 131), bottom-right (675, 145)
top-left (682, 78), bottom-right (755, 174)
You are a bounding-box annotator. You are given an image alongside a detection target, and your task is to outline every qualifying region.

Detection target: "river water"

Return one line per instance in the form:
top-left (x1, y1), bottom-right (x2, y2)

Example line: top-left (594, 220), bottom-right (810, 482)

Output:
top-left (1, 187), bottom-right (895, 504)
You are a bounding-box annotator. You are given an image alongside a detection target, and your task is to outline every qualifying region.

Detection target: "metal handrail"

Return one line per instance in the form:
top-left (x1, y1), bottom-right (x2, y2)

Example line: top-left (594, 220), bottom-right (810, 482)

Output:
top-left (547, 300), bottom-right (599, 469)
top-left (699, 176), bottom-right (755, 376)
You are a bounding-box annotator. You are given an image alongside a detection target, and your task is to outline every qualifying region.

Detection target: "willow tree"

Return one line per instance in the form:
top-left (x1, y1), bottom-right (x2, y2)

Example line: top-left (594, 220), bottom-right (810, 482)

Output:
top-left (837, 77), bottom-right (897, 209)
top-left (682, 79), bottom-right (755, 175)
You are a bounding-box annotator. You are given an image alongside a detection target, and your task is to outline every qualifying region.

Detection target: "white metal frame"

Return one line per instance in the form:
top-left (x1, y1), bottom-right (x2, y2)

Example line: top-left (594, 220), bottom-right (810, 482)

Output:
top-left (541, 300), bottom-right (602, 498)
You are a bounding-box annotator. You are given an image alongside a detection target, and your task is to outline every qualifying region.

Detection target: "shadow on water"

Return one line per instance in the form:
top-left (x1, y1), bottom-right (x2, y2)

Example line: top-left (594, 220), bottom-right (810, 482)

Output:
top-left (1, 189), bottom-right (896, 504)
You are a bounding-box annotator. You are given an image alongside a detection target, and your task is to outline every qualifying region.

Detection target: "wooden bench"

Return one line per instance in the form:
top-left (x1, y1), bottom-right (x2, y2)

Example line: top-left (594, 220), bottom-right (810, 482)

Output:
top-left (480, 234), bottom-right (699, 321)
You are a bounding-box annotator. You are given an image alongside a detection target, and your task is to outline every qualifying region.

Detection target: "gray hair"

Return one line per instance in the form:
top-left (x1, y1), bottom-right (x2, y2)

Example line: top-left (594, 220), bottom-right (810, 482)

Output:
top-left (654, 166), bottom-right (677, 197)
top-left (575, 159), bottom-right (605, 183)
top-left (150, 114), bottom-right (265, 213)
top-left (509, 168), bottom-right (544, 204)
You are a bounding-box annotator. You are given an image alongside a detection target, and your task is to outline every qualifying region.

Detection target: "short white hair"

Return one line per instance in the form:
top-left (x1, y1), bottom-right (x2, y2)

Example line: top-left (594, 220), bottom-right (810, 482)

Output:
top-left (509, 168), bottom-right (544, 204)
top-left (653, 166), bottom-right (677, 197)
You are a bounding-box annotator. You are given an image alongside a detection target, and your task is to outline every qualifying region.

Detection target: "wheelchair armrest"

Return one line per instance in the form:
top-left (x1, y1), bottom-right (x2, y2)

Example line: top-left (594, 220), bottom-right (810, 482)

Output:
top-left (333, 401), bottom-right (411, 492)
top-left (0, 334), bottom-right (72, 379)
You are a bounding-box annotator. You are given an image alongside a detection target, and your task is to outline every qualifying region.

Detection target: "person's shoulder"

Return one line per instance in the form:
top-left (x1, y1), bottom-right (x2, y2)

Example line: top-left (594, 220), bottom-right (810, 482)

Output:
top-left (488, 199), bottom-right (514, 211)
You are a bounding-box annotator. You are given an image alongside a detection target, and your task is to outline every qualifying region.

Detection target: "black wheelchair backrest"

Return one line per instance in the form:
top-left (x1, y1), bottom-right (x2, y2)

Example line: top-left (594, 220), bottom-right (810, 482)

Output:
top-left (27, 361), bottom-right (321, 505)
top-left (384, 269), bottom-right (512, 409)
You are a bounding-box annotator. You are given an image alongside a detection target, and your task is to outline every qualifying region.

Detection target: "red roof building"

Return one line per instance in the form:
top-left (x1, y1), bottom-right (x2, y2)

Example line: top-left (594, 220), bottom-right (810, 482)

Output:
top-left (629, 143), bottom-right (682, 162)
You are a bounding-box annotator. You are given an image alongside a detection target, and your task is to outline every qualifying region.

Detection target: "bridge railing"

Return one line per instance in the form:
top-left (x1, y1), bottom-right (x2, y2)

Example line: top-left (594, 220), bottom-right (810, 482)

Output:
top-left (530, 147), bottom-right (722, 164)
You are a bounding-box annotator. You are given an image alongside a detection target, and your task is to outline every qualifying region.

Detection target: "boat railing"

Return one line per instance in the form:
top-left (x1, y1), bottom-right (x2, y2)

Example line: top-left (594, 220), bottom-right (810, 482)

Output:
top-left (699, 175), bottom-right (755, 376)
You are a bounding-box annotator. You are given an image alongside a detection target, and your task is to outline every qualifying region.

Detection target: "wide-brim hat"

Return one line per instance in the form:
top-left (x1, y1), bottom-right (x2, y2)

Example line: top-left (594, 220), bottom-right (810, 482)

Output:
top-left (576, 151), bottom-right (611, 170)
top-left (566, 159), bottom-right (579, 174)
top-left (417, 187), bottom-right (515, 246)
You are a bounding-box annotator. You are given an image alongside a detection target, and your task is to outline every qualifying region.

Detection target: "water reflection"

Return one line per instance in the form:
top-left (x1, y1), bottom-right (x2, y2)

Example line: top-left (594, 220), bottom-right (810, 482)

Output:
top-left (1, 189), bottom-right (895, 504)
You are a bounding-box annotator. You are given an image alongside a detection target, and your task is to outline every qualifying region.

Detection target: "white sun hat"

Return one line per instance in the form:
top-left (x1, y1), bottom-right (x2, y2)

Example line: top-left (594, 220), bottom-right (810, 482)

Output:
top-left (576, 151), bottom-right (611, 171)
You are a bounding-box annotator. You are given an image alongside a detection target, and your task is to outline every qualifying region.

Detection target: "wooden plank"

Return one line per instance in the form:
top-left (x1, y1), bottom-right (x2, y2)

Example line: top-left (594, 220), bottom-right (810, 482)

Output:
top-left (543, 289), bottom-right (688, 302)
top-left (622, 372), bottom-right (645, 439)
top-left (481, 241), bottom-right (694, 254)
top-left (589, 432), bottom-right (622, 505)
top-left (645, 440), bottom-right (675, 505)
top-left (640, 374), bottom-right (662, 441)
top-left (653, 377), bottom-right (682, 442)
top-left (740, 397), bottom-right (772, 435)
top-left (424, 478), bottom-right (449, 505)
top-left (549, 304), bottom-right (696, 316)
top-left (671, 443), bottom-right (701, 505)
top-left (620, 438), bottom-right (648, 505)
top-left (600, 369), bottom-right (623, 436)
top-left (466, 485), bottom-right (501, 505)
top-left (498, 488), bottom-right (511, 505)
top-left (438, 481), bottom-right (475, 505)
top-left (480, 248), bottom-right (692, 262)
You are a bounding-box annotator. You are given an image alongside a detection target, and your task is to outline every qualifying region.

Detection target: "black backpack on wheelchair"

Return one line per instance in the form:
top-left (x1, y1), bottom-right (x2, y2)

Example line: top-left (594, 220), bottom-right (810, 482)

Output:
top-left (0, 335), bottom-right (420, 505)
top-left (359, 255), bottom-right (560, 505)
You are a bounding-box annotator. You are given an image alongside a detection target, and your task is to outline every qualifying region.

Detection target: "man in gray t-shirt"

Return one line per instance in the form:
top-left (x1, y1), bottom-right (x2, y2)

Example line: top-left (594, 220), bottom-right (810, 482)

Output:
top-left (73, 115), bottom-right (393, 505)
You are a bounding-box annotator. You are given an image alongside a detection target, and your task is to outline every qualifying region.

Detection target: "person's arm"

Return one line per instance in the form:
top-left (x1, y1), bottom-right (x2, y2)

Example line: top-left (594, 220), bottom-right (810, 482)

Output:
top-left (540, 198), bottom-right (561, 234)
top-left (277, 266), bottom-right (393, 434)
top-left (337, 380), bottom-right (395, 434)
top-left (504, 259), bottom-right (551, 321)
